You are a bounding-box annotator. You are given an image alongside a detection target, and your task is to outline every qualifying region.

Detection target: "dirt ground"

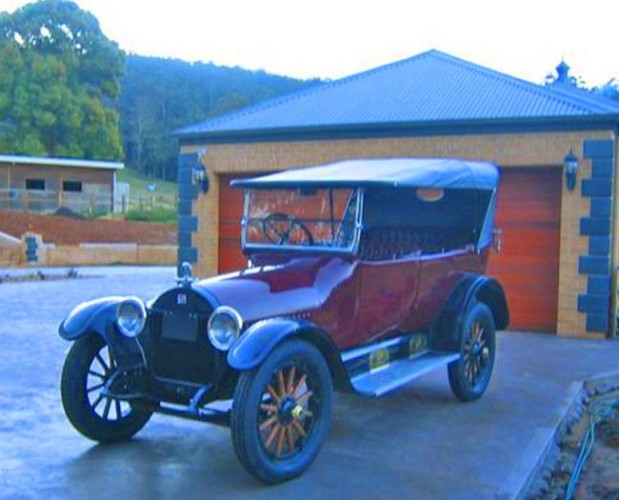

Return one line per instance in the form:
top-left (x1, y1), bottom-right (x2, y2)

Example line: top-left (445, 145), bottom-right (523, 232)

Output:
top-left (0, 210), bottom-right (176, 245)
top-left (529, 387), bottom-right (619, 499)
top-left (577, 412), bottom-right (619, 499)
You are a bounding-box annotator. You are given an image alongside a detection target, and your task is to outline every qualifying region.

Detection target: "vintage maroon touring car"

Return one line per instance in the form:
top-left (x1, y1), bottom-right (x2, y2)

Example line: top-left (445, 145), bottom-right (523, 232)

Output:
top-left (59, 158), bottom-right (509, 483)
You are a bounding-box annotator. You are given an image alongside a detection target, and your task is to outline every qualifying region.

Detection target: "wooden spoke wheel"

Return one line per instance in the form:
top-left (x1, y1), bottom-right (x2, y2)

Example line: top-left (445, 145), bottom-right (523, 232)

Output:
top-left (463, 319), bottom-right (491, 386)
top-left (448, 302), bottom-right (496, 402)
top-left (258, 365), bottom-right (316, 459)
top-left (231, 340), bottom-right (332, 484)
top-left (61, 333), bottom-right (153, 442)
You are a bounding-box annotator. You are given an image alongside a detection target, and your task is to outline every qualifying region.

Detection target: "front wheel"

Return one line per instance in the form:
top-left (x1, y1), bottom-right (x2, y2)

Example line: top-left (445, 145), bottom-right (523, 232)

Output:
top-left (448, 302), bottom-right (496, 402)
top-left (231, 340), bottom-right (332, 484)
top-left (61, 333), bottom-right (153, 443)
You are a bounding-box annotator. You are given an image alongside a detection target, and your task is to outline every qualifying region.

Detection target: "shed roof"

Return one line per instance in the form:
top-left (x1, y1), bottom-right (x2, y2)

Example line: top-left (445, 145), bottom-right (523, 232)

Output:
top-left (177, 50), bottom-right (619, 141)
top-left (0, 154), bottom-right (123, 170)
top-left (232, 158), bottom-right (498, 191)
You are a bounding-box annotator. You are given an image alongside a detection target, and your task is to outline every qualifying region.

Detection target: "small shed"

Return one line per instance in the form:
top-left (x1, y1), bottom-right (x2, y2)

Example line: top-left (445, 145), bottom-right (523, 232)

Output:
top-left (0, 154), bottom-right (123, 214)
top-left (176, 50), bottom-right (619, 338)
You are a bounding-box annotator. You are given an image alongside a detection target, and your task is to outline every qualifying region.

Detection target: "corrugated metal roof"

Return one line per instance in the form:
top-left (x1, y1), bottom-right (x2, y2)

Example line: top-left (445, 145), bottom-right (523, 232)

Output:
top-left (0, 154), bottom-right (124, 170)
top-left (177, 50), bottom-right (619, 138)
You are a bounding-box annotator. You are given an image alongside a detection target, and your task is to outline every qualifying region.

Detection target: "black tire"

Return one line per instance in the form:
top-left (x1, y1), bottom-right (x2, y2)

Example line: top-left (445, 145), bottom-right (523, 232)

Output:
top-left (448, 302), bottom-right (496, 402)
top-left (231, 340), bottom-right (332, 484)
top-left (61, 333), bottom-right (153, 443)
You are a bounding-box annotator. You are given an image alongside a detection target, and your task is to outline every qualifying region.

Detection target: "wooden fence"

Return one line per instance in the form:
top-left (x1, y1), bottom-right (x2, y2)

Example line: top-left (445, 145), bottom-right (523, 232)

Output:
top-left (0, 188), bottom-right (177, 215)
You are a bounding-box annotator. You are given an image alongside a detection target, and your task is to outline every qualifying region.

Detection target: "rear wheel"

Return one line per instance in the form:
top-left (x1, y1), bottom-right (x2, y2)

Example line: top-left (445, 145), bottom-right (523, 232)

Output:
top-left (448, 302), bottom-right (496, 401)
top-left (61, 333), bottom-right (153, 442)
top-left (231, 340), bottom-right (332, 484)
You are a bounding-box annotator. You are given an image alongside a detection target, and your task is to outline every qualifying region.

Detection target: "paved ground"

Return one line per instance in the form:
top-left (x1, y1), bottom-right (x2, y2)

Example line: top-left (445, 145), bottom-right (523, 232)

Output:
top-left (1, 266), bottom-right (619, 499)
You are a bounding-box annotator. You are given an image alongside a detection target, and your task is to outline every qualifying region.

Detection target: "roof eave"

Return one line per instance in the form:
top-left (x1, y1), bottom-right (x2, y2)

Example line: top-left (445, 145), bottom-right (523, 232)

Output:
top-left (0, 154), bottom-right (124, 170)
top-left (178, 114), bottom-right (619, 145)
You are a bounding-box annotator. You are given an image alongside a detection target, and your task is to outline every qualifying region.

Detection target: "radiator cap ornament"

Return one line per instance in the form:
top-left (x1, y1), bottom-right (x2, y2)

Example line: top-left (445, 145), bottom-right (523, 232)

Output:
top-left (177, 261), bottom-right (195, 288)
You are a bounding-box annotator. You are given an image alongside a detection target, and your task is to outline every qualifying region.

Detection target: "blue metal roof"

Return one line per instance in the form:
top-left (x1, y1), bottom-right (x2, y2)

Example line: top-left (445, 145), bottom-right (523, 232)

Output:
top-left (177, 50), bottom-right (619, 139)
top-left (231, 158), bottom-right (499, 190)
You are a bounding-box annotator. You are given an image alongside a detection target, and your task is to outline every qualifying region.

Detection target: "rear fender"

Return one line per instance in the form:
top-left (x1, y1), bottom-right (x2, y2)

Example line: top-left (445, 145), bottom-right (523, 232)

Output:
top-left (432, 274), bottom-right (509, 350)
top-left (228, 318), bottom-right (352, 392)
top-left (58, 297), bottom-right (144, 369)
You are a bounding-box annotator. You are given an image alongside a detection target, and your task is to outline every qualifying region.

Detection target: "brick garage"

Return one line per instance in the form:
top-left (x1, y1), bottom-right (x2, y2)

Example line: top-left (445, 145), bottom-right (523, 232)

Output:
top-left (176, 50), bottom-right (619, 338)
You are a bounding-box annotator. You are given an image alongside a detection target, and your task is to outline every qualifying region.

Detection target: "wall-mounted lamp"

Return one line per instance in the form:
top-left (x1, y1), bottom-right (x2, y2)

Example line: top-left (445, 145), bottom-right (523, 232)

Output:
top-left (563, 149), bottom-right (579, 191)
top-left (192, 162), bottom-right (209, 194)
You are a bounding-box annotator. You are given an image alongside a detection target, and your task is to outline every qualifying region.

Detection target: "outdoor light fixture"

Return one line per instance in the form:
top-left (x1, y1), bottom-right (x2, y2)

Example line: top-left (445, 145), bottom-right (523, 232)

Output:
top-left (563, 149), bottom-right (579, 191)
top-left (192, 162), bottom-right (209, 193)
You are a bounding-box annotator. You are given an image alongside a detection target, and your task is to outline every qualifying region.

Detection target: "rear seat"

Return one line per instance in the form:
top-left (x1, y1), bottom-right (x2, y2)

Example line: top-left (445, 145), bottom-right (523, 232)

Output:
top-left (359, 227), bottom-right (472, 261)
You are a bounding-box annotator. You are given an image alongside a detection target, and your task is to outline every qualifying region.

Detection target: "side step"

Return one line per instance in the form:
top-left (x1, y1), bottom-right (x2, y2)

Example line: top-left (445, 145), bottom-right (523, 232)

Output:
top-left (350, 351), bottom-right (460, 397)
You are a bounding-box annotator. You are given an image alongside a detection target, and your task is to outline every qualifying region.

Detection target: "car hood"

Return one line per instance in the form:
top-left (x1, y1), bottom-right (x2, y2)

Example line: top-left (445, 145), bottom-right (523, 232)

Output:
top-left (192, 256), bottom-right (354, 323)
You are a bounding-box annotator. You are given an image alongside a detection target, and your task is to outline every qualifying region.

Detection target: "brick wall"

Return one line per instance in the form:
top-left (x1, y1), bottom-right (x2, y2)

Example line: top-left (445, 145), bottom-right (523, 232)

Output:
top-left (8, 233), bottom-right (176, 267)
top-left (182, 129), bottom-right (617, 337)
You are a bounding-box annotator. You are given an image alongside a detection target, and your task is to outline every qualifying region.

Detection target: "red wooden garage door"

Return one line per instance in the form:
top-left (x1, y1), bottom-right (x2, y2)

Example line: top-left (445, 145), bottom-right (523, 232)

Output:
top-left (488, 168), bottom-right (561, 333)
top-left (219, 169), bottom-right (562, 332)
top-left (218, 173), bottom-right (260, 273)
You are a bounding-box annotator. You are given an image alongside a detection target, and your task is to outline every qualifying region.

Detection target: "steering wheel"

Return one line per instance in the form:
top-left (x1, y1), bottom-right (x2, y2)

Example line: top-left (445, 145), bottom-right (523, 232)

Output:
top-left (261, 213), bottom-right (314, 245)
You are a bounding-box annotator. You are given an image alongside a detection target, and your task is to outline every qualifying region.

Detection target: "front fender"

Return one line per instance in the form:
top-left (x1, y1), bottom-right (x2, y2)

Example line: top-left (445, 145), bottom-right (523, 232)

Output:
top-left (59, 296), bottom-right (126, 340)
top-left (227, 318), bottom-right (305, 370)
top-left (59, 296), bottom-right (144, 370)
top-left (227, 317), bottom-right (352, 391)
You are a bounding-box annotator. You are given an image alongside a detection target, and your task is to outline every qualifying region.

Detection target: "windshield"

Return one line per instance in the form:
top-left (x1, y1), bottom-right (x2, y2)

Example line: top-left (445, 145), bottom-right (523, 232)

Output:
top-left (242, 188), bottom-right (359, 251)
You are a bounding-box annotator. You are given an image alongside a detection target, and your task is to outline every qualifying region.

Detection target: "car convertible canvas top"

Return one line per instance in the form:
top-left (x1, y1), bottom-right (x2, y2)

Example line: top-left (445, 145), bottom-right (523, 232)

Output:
top-left (231, 158), bottom-right (499, 190)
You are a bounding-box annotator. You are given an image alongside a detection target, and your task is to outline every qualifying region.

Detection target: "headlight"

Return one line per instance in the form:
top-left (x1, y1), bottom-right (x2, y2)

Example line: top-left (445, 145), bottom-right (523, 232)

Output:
top-left (116, 297), bottom-right (147, 338)
top-left (208, 306), bottom-right (243, 350)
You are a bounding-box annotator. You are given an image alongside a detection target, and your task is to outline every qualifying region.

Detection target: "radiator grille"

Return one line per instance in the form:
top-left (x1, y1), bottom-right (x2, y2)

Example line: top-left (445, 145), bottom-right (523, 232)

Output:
top-left (147, 288), bottom-right (216, 384)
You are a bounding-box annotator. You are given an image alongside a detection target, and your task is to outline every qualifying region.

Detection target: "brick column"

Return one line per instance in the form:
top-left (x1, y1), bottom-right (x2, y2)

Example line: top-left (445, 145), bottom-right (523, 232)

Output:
top-left (577, 139), bottom-right (615, 335)
top-left (176, 152), bottom-right (199, 274)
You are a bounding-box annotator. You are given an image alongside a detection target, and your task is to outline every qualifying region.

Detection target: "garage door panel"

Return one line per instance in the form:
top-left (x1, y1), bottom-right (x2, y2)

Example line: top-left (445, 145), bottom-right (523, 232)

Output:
top-left (497, 244), bottom-right (560, 259)
top-left (219, 222), bottom-right (243, 239)
top-left (497, 207), bottom-right (562, 223)
top-left (493, 279), bottom-right (558, 295)
top-left (508, 302), bottom-right (558, 323)
top-left (507, 297), bottom-right (558, 314)
top-left (497, 251), bottom-right (559, 261)
top-left (218, 174), bottom-right (255, 273)
top-left (490, 256), bottom-right (559, 268)
top-left (488, 167), bottom-right (561, 333)
top-left (497, 230), bottom-right (559, 262)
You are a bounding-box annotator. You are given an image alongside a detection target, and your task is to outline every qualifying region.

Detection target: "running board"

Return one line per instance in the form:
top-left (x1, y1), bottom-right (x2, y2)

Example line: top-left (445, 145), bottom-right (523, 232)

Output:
top-left (350, 351), bottom-right (460, 397)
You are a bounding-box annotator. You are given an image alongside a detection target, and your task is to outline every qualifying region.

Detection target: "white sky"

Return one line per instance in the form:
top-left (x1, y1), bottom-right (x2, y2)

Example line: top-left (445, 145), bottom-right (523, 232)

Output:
top-left (2, 0), bottom-right (618, 86)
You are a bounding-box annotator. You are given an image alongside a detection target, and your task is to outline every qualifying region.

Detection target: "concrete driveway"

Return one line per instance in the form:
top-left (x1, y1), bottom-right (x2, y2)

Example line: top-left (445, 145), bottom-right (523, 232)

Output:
top-left (1, 266), bottom-right (618, 499)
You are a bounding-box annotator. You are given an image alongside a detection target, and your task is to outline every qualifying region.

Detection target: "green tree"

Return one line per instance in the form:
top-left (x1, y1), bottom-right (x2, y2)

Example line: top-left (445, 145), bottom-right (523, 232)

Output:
top-left (0, 0), bottom-right (124, 159)
top-left (119, 55), bottom-right (321, 181)
top-left (211, 92), bottom-right (249, 116)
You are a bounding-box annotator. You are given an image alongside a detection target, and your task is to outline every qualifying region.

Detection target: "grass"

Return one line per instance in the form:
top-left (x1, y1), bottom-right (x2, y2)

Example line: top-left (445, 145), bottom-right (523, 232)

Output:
top-left (116, 168), bottom-right (178, 200)
top-left (125, 207), bottom-right (178, 223)
top-left (116, 168), bottom-right (178, 221)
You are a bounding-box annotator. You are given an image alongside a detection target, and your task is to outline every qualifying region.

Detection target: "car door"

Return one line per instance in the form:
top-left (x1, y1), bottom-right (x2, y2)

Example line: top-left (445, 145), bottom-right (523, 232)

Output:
top-left (355, 247), bottom-right (421, 344)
